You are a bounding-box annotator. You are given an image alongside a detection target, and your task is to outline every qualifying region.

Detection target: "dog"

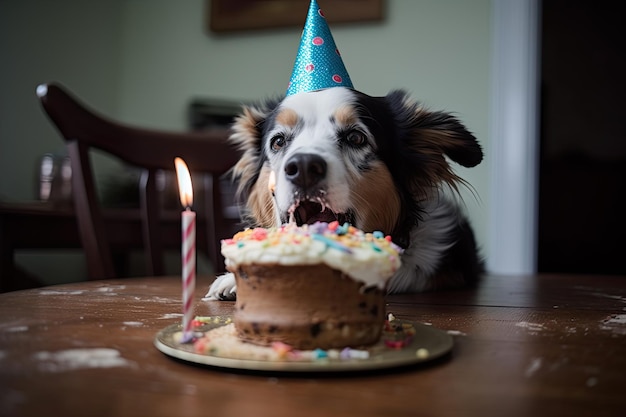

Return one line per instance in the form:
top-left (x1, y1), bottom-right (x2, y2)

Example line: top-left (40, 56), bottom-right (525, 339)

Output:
top-left (206, 87), bottom-right (483, 300)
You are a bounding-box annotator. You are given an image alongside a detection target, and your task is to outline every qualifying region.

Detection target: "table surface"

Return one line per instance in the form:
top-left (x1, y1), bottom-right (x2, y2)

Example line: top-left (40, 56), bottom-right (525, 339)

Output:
top-left (1, 273), bottom-right (625, 417)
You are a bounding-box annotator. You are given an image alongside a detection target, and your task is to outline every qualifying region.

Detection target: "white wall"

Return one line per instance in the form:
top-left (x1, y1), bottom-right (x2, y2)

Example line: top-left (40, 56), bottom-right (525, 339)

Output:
top-left (0, 0), bottom-right (492, 283)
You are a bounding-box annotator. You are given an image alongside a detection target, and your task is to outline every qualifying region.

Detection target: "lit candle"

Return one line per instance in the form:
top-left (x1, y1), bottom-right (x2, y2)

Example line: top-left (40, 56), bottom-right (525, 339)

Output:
top-left (174, 157), bottom-right (196, 343)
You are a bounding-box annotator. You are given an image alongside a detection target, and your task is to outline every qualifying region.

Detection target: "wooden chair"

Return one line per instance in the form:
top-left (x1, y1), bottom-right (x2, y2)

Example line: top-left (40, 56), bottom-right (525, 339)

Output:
top-left (36, 82), bottom-right (242, 280)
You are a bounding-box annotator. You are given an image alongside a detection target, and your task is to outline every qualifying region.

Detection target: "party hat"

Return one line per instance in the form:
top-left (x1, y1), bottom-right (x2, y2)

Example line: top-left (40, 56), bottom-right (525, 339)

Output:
top-left (286, 0), bottom-right (354, 96)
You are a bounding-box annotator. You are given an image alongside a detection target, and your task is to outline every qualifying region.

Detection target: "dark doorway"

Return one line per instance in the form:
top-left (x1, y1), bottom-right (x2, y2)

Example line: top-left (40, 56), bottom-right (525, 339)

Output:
top-left (538, 1), bottom-right (626, 274)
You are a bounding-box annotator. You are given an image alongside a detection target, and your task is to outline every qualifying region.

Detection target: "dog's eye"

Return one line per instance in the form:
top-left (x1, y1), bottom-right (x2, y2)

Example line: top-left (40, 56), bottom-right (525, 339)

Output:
top-left (345, 130), bottom-right (367, 147)
top-left (270, 134), bottom-right (286, 152)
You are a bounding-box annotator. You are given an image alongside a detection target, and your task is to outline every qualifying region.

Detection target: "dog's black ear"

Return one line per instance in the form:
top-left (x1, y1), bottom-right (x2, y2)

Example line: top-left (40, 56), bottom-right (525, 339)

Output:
top-left (386, 90), bottom-right (483, 168)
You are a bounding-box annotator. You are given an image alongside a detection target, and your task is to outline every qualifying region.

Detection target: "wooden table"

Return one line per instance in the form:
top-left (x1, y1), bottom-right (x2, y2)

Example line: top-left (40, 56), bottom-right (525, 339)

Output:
top-left (1, 273), bottom-right (625, 417)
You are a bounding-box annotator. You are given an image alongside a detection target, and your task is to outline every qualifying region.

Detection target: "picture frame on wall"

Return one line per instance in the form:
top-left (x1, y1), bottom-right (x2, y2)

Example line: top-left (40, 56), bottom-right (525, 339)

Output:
top-left (208, 0), bottom-right (385, 33)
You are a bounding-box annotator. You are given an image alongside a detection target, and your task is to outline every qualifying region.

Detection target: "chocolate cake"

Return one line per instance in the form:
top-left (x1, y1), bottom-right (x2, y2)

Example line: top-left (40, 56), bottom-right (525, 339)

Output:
top-left (221, 221), bottom-right (403, 349)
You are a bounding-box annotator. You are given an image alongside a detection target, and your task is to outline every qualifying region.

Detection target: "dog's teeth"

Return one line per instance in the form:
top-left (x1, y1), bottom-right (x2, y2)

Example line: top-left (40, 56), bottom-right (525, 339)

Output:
top-left (316, 197), bottom-right (326, 212)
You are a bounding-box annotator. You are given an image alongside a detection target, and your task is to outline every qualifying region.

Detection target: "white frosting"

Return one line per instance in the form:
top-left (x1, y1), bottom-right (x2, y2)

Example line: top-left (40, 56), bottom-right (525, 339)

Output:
top-left (221, 223), bottom-right (402, 289)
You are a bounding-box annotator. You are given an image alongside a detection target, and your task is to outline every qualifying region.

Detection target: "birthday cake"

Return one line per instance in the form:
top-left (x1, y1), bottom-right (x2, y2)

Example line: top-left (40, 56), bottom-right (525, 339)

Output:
top-left (221, 221), bottom-right (403, 350)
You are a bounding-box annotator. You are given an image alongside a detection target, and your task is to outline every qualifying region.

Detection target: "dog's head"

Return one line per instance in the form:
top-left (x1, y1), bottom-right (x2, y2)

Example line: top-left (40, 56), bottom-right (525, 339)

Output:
top-left (229, 87), bottom-right (482, 245)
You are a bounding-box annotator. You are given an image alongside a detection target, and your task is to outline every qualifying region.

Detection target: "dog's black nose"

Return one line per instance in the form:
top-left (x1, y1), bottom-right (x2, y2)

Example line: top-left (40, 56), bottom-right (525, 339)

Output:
top-left (284, 153), bottom-right (327, 189)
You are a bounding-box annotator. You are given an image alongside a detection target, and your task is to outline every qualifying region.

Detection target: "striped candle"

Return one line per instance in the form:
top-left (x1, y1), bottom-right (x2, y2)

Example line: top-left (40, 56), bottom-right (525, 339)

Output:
top-left (174, 157), bottom-right (196, 343)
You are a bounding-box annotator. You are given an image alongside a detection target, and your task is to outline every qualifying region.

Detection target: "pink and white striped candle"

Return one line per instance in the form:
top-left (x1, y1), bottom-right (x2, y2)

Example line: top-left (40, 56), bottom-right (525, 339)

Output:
top-left (174, 157), bottom-right (196, 342)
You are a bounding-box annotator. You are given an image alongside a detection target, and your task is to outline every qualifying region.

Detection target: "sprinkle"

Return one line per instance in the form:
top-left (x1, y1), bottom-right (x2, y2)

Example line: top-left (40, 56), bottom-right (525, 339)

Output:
top-left (388, 313), bottom-right (396, 321)
top-left (312, 234), bottom-right (353, 253)
top-left (180, 332), bottom-right (195, 344)
top-left (340, 348), bottom-right (352, 360)
top-left (271, 342), bottom-right (293, 358)
top-left (350, 349), bottom-right (370, 359)
top-left (416, 348), bottom-right (429, 359)
top-left (313, 348), bottom-right (328, 359)
top-left (308, 222), bottom-right (327, 234)
top-left (336, 223), bottom-right (349, 235)
top-left (384, 340), bottom-right (406, 349)
top-left (287, 350), bottom-right (304, 360)
top-left (328, 221), bottom-right (339, 231)
top-left (339, 348), bottom-right (370, 359)
top-left (252, 228), bottom-right (268, 240)
top-left (193, 337), bottom-right (209, 353)
top-left (326, 350), bottom-right (340, 359)
top-left (373, 231), bottom-right (384, 239)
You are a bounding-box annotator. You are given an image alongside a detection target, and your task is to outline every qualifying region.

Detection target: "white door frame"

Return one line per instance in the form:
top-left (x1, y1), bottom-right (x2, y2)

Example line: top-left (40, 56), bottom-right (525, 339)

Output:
top-left (487, 0), bottom-right (540, 274)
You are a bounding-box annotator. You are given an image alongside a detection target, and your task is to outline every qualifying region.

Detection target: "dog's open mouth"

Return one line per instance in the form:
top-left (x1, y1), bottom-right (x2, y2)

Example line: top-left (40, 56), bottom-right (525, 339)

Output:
top-left (289, 199), bottom-right (353, 226)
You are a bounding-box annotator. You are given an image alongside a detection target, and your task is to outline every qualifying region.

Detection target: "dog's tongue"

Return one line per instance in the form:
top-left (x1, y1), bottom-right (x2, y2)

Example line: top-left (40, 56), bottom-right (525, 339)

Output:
top-left (296, 202), bottom-right (337, 225)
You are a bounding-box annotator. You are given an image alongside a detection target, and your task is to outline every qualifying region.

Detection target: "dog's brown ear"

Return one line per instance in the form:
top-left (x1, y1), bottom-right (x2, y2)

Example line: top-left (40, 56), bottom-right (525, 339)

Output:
top-left (387, 90), bottom-right (483, 168)
top-left (229, 101), bottom-right (276, 203)
top-left (385, 90), bottom-right (483, 193)
top-left (228, 99), bottom-right (281, 226)
top-left (230, 104), bottom-right (269, 160)
top-left (414, 108), bottom-right (483, 168)
top-left (429, 112), bottom-right (483, 168)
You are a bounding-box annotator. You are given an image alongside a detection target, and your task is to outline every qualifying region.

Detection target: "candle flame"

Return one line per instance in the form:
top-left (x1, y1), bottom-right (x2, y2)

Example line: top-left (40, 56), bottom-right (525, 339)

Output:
top-left (268, 170), bottom-right (276, 195)
top-left (174, 157), bottom-right (193, 208)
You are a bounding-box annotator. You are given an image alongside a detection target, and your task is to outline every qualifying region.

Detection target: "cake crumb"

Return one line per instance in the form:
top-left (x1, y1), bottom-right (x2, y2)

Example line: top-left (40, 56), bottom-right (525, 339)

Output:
top-left (192, 323), bottom-right (381, 362)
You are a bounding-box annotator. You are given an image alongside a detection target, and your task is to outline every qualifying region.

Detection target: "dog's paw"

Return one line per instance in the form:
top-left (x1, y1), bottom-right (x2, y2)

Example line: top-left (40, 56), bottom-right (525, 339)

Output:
top-left (204, 273), bottom-right (237, 301)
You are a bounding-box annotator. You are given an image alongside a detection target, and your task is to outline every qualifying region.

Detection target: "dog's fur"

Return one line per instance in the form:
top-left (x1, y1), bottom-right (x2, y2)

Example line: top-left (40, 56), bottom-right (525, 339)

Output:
top-left (206, 87), bottom-right (483, 300)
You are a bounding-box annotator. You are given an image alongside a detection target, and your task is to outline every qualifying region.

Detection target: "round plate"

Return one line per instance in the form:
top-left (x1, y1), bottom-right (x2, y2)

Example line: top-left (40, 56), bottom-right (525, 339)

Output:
top-left (155, 316), bottom-right (453, 373)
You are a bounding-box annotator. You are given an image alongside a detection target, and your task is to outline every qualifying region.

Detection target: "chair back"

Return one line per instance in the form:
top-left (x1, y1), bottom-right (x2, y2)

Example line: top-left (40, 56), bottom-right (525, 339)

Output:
top-left (37, 82), bottom-right (241, 279)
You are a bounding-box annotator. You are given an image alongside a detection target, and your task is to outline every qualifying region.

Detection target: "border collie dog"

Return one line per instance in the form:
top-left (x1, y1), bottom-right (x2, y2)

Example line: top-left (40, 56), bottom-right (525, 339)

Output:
top-left (206, 87), bottom-right (483, 300)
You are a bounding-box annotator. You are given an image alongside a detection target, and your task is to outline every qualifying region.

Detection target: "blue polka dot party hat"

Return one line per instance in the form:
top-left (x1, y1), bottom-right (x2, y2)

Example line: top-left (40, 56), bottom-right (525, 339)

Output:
top-left (286, 0), bottom-right (354, 96)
